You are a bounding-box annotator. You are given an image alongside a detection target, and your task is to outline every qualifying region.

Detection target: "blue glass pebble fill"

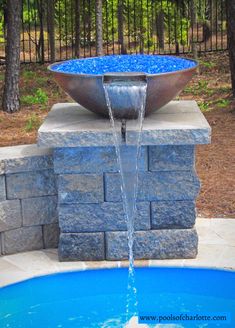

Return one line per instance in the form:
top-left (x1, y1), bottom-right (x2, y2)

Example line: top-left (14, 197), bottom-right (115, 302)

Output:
top-left (50, 55), bottom-right (197, 75)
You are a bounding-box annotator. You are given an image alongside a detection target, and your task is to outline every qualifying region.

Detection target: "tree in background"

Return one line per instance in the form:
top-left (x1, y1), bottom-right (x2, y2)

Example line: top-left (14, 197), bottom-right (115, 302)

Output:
top-left (36, 0), bottom-right (45, 63)
top-left (156, 9), bottom-right (165, 50)
top-left (2, 0), bottom-right (22, 113)
top-left (47, 0), bottom-right (55, 62)
top-left (118, 0), bottom-right (127, 54)
top-left (190, 0), bottom-right (198, 60)
top-left (227, 0), bottom-right (235, 97)
top-left (95, 0), bottom-right (103, 56)
top-left (74, 0), bottom-right (81, 57)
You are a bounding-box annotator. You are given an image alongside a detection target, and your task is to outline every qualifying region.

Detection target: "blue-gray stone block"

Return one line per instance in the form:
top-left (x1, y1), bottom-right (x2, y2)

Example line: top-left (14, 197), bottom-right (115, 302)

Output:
top-left (149, 145), bottom-right (195, 171)
top-left (0, 145), bottom-right (53, 174)
top-left (0, 200), bottom-right (22, 232)
top-left (6, 170), bottom-right (57, 199)
top-left (0, 175), bottom-right (6, 201)
top-left (59, 232), bottom-right (105, 261)
top-left (58, 174), bottom-right (103, 204)
top-left (2, 226), bottom-right (43, 255)
top-left (105, 171), bottom-right (200, 202)
top-left (151, 201), bottom-right (196, 229)
top-left (43, 223), bottom-right (60, 248)
top-left (105, 229), bottom-right (198, 260)
top-left (4, 155), bottom-right (53, 174)
top-left (54, 146), bottom-right (147, 174)
top-left (22, 196), bottom-right (58, 226)
top-left (59, 202), bottom-right (150, 232)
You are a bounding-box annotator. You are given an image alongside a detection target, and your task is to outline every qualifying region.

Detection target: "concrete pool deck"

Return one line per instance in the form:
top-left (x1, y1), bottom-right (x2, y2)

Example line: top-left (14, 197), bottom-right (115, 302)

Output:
top-left (0, 218), bottom-right (234, 287)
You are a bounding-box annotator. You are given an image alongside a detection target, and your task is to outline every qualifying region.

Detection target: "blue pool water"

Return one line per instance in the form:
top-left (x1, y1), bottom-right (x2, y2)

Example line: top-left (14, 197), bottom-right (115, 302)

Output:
top-left (0, 267), bottom-right (234, 328)
top-left (50, 55), bottom-right (197, 75)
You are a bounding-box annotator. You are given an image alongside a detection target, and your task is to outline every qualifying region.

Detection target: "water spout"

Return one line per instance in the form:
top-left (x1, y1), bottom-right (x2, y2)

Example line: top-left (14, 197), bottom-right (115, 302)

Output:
top-left (103, 72), bottom-right (147, 119)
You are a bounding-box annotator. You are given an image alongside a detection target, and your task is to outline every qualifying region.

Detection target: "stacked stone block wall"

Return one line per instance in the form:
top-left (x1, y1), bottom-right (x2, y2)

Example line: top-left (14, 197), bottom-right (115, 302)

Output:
top-left (0, 143), bottom-right (200, 260)
top-left (55, 145), bottom-right (199, 261)
top-left (0, 145), bottom-right (59, 255)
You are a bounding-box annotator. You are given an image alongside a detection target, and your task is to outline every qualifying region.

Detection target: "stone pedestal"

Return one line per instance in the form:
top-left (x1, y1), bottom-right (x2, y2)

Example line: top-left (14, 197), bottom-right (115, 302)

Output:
top-left (38, 101), bottom-right (211, 261)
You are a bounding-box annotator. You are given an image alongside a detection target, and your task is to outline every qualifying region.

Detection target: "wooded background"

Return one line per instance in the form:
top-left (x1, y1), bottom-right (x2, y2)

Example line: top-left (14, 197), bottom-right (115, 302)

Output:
top-left (0, 0), bottom-right (228, 63)
top-left (1, 0), bottom-right (235, 113)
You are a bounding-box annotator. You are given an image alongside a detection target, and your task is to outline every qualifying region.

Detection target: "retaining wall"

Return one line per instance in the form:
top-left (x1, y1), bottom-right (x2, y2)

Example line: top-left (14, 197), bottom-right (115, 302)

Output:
top-left (0, 145), bottom-right (59, 255)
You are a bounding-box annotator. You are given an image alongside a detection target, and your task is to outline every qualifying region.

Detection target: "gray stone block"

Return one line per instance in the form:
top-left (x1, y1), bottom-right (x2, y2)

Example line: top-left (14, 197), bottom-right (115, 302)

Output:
top-left (54, 146), bottom-right (147, 174)
top-left (6, 170), bottom-right (57, 199)
top-left (43, 223), bottom-right (60, 248)
top-left (38, 103), bottom-right (122, 147)
top-left (58, 174), bottom-right (103, 204)
top-left (22, 196), bottom-right (58, 226)
top-left (126, 101), bottom-right (211, 145)
top-left (59, 202), bottom-right (150, 232)
top-left (0, 175), bottom-right (6, 201)
top-left (59, 232), bottom-right (105, 261)
top-left (2, 226), bottom-right (43, 255)
top-left (0, 200), bottom-right (22, 232)
top-left (149, 145), bottom-right (195, 171)
top-left (105, 229), bottom-right (198, 260)
top-left (105, 171), bottom-right (200, 202)
top-left (0, 144), bottom-right (53, 174)
top-left (151, 201), bottom-right (196, 229)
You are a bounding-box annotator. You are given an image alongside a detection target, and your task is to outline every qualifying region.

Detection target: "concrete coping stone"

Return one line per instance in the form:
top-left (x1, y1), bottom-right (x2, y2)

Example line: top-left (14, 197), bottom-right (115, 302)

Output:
top-left (0, 144), bottom-right (52, 160)
top-left (0, 144), bottom-right (53, 174)
top-left (37, 101), bottom-right (211, 148)
top-left (38, 103), bottom-right (122, 147)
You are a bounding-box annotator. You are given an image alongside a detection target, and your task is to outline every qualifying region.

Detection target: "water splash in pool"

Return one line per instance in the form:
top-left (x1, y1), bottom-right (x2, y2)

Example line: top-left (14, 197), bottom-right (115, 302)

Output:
top-left (103, 78), bottom-right (147, 321)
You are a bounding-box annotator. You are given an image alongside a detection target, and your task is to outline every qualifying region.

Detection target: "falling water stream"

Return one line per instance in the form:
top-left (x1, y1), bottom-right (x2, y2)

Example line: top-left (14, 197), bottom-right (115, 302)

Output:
top-left (104, 78), bottom-right (147, 326)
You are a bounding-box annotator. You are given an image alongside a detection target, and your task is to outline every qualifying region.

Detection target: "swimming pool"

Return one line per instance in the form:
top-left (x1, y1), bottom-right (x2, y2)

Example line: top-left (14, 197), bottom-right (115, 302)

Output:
top-left (0, 267), bottom-right (234, 327)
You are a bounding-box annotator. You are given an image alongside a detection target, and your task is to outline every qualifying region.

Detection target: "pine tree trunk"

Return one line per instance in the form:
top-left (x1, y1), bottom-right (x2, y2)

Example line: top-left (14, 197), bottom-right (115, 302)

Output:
top-left (227, 0), bottom-right (235, 97)
top-left (2, 0), bottom-right (22, 113)
top-left (37, 0), bottom-right (45, 63)
top-left (118, 0), bottom-right (127, 54)
top-left (139, 5), bottom-right (144, 54)
top-left (95, 0), bottom-right (103, 56)
top-left (47, 0), bottom-right (55, 62)
top-left (156, 10), bottom-right (165, 50)
top-left (190, 0), bottom-right (198, 61)
top-left (74, 0), bottom-right (80, 57)
top-left (210, 0), bottom-right (217, 33)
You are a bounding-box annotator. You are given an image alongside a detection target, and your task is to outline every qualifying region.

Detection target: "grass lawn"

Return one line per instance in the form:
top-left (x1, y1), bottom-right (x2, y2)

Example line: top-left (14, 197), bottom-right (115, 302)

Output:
top-left (0, 51), bottom-right (234, 218)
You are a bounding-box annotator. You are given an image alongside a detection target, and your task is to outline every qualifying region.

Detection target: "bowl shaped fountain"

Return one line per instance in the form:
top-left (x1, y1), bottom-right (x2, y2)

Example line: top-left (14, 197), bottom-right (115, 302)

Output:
top-left (48, 54), bottom-right (197, 119)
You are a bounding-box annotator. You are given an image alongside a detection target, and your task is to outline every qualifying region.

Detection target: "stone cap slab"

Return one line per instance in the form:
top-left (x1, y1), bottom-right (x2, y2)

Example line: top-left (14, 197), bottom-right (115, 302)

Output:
top-left (126, 101), bottom-right (211, 145)
top-left (0, 144), bottom-right (53, 174)
top-left (38, 101), bottom-right (211, 147)
top-left (38, 103), bottom-right (122, 147)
